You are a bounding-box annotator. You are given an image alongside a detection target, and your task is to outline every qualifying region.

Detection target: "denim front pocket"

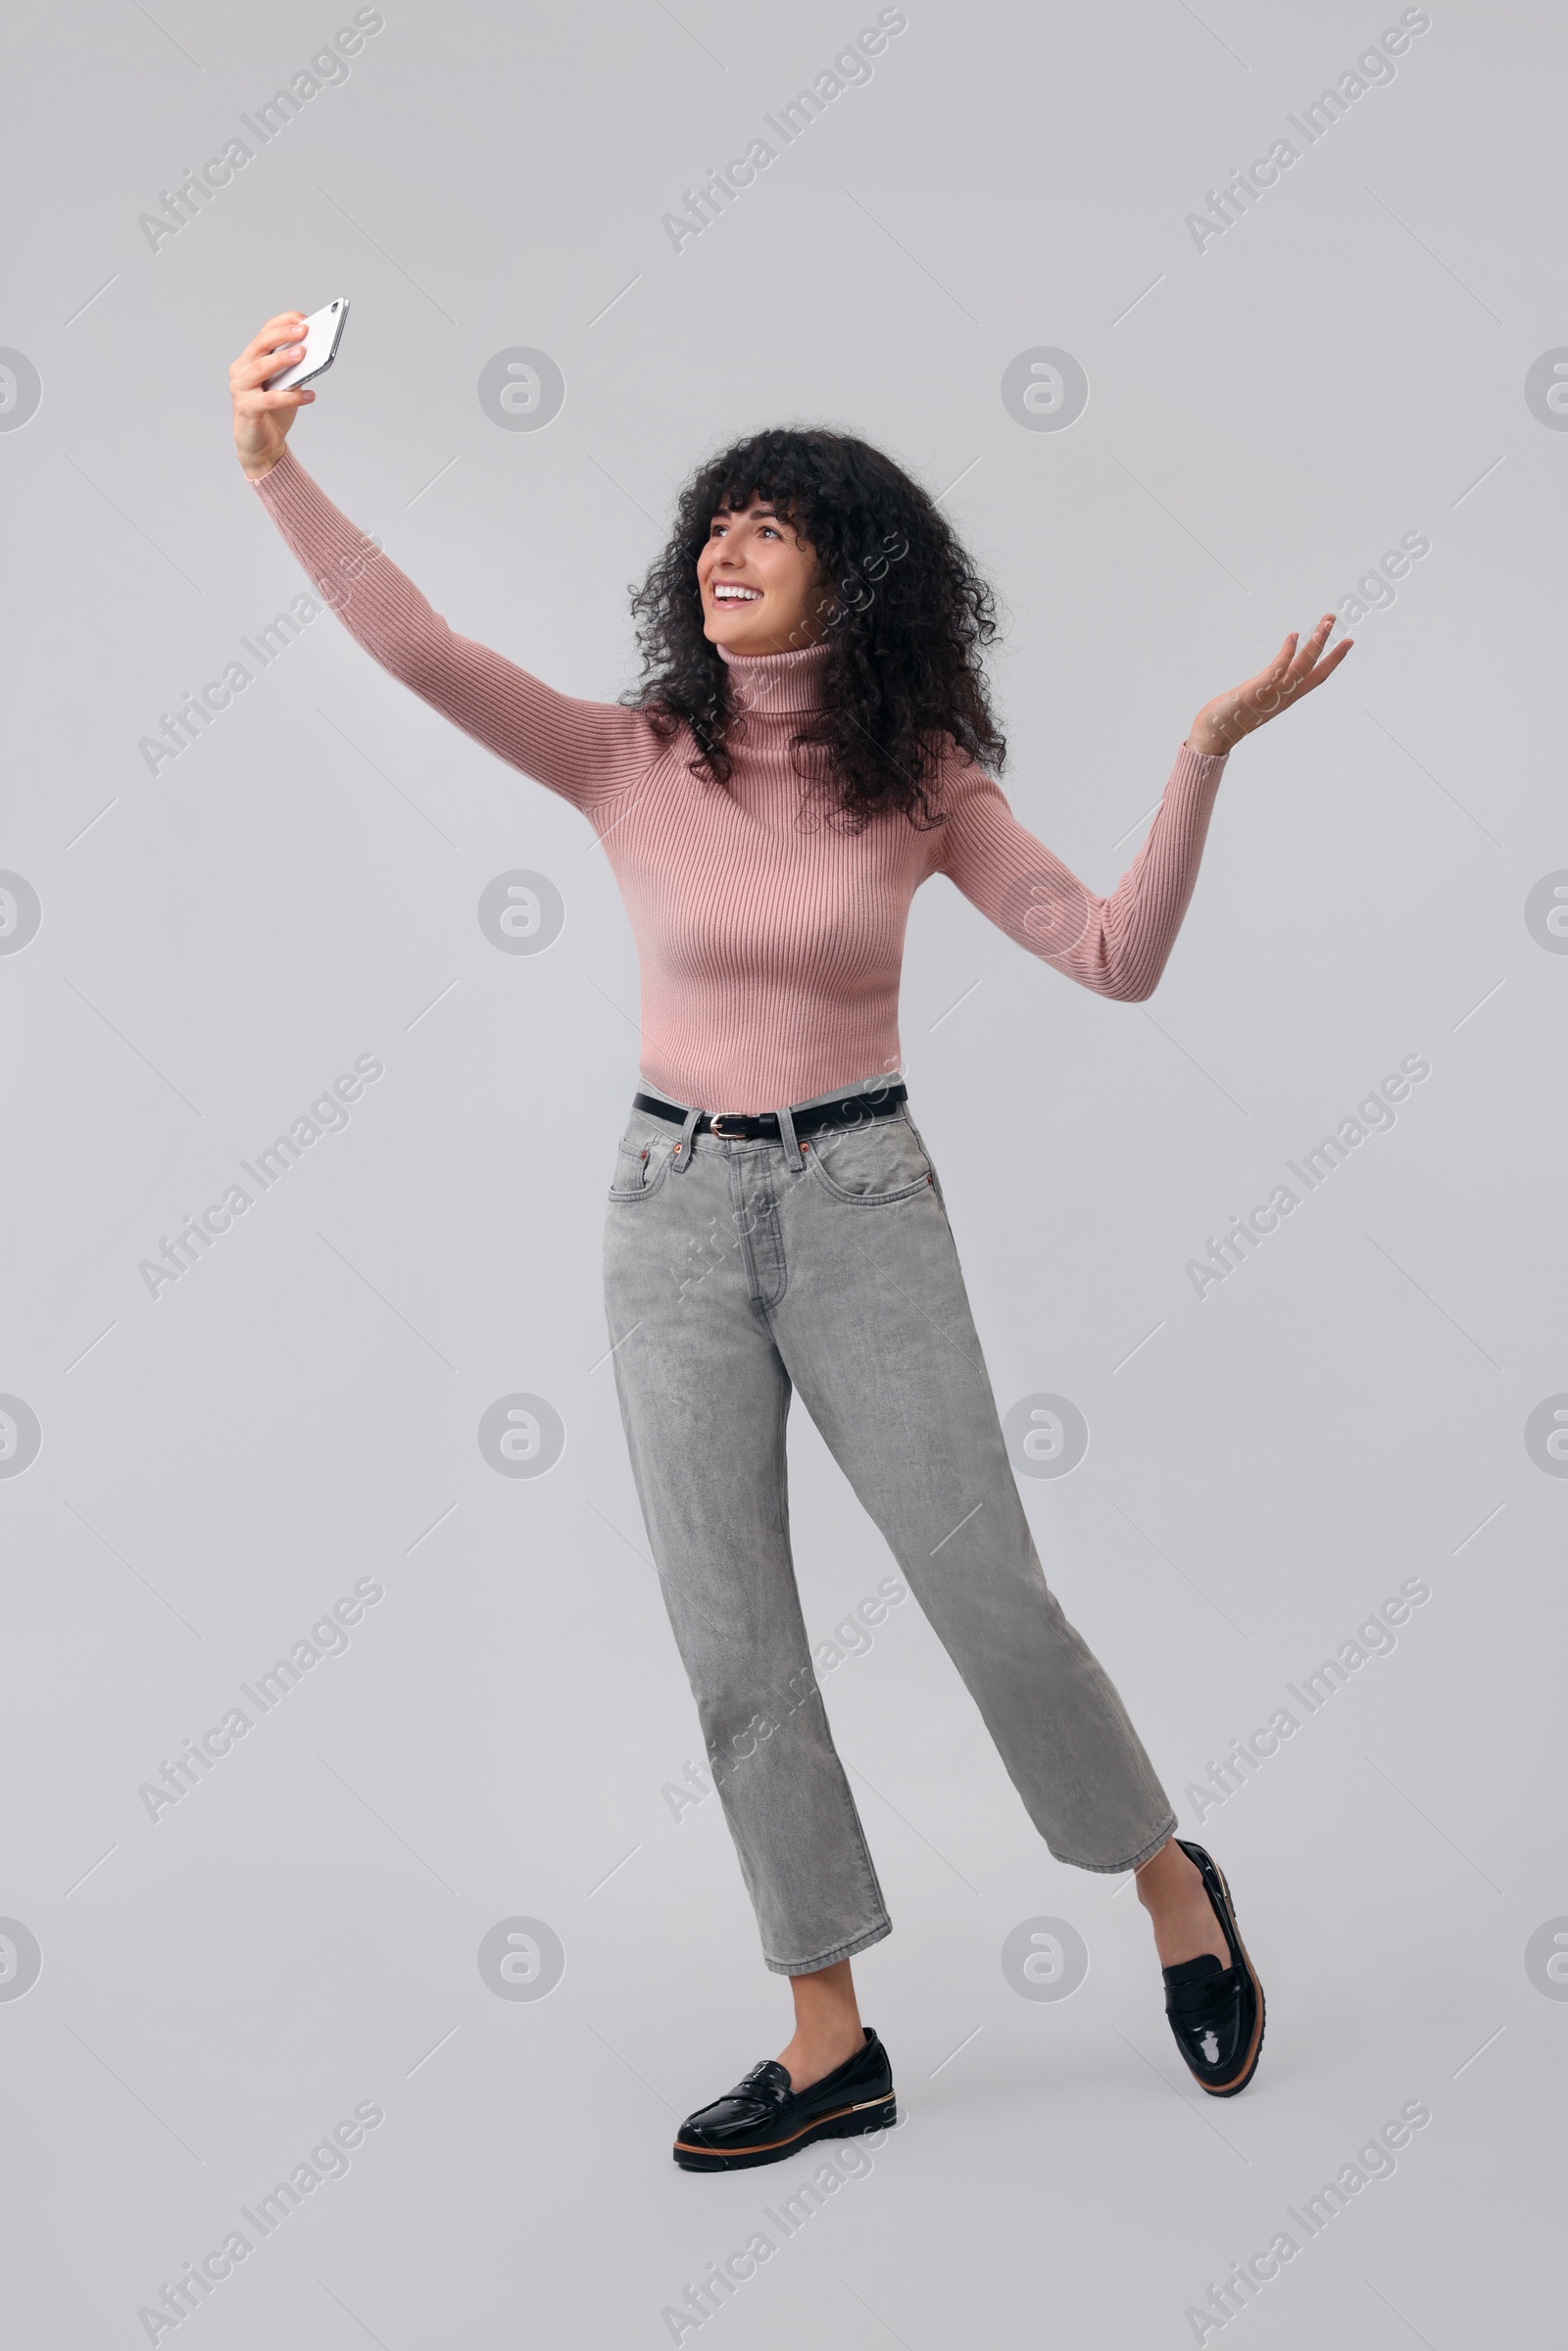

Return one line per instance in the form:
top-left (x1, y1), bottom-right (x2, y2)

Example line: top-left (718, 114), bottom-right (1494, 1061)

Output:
top-left (801, 1110), bottom-right (935, 1204)
top-left (608, 1113), bottom-right (674, 1201)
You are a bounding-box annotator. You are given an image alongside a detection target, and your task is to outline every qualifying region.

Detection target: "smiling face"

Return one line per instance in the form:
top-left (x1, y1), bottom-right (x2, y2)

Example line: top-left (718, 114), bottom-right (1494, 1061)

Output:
top-left (697, 500), bottom-right (827, 659)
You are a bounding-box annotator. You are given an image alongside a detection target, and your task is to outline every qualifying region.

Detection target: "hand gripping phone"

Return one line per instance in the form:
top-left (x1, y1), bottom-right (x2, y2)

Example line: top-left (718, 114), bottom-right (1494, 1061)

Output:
top-left (265, 298), bottom-right (350, 392)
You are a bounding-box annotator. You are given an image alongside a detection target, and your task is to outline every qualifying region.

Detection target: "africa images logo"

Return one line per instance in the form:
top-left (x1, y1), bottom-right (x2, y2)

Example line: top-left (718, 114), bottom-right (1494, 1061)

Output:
top-left (1185, 1054), bottom-right (1430, 1298)
top-left (661, 10), bottom-right (907, 253)
top-left (136, 12), bottom-right (387, 253)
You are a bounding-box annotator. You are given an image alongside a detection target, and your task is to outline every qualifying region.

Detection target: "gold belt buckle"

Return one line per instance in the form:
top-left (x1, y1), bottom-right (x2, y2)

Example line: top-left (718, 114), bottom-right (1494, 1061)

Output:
top-left (709, 1111), bottom-right (747, 1139)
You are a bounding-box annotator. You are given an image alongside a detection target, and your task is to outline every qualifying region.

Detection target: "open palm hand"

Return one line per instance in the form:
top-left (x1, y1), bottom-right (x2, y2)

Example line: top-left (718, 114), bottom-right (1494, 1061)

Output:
top-left (1187, 613), bottom-right (1353, 758)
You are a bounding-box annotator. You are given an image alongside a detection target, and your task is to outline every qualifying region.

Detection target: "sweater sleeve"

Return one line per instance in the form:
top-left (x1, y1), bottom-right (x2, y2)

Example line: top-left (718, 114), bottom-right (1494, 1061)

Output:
top-left (250, 448), bottom-right (651, 808)
top-left (933, 743), bottom-right (1228, 1002)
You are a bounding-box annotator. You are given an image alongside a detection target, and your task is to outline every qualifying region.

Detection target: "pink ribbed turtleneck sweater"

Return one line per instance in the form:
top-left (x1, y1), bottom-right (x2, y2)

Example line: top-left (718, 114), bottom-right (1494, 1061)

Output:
top-left (253, 450), bottom-right (1228, 1111)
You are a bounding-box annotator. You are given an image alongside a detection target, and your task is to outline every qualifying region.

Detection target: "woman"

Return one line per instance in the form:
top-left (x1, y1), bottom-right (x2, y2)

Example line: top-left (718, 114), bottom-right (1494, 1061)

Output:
top-left (230, 313), bottom-right (1349, 2173)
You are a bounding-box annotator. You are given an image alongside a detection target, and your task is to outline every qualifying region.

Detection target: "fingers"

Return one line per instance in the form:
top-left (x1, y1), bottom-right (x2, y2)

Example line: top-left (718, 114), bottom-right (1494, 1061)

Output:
top-left (1248, 642), bottom-right (1294, 699)
top-left (241, 386), bottom-right (314, 414)
top-left (245, 313), bottom-right (305, 361)
top-left (236, 336), bottom-right (303, 380)
top-left (1214, 613), bottom-right (1350, 744)
top-left (232, 341), bottom-right (306, 392)
top-left (1294, 636), bottom-right (1354, 695)
top-left (229, 316), bottom-right (307, 383)
top-left (1285, 613), bottom-right (1337, 671)
top-left (1260, 613), bottom-right (1340, 693)
top-left (233, 320), bottom-right (303, 375)
top-left (1287, 621), bottom-right (1348, 692)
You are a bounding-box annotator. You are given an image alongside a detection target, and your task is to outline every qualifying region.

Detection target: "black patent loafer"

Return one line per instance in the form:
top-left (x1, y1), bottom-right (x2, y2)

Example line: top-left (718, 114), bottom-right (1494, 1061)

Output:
top-left (1161, 1840), bottom-right (1266, 2097)
top-left (673, 2027), bottom-right (897, 2172)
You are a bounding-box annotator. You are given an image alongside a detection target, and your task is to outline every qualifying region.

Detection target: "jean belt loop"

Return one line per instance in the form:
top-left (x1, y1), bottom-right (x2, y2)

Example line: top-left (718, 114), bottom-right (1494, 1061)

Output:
top-left (775, 1102), bottom-right (802, 1163)
top-left (671, 1102), bottom-right (702, 1172)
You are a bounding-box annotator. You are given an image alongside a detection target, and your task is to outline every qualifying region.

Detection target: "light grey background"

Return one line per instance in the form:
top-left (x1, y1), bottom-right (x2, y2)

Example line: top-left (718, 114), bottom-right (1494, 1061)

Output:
top-left (2, 1), bottom-right (1562, 2343)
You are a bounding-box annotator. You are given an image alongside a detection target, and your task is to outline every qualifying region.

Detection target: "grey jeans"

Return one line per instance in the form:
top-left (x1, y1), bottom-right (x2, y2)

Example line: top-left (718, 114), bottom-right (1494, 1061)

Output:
top-left (602, 1078), bottom-right (1176, 1975)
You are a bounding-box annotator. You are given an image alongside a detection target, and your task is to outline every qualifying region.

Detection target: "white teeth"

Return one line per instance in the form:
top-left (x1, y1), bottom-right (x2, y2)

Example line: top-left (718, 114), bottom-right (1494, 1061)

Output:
top-left (713, 585), bottom-right (760, 602)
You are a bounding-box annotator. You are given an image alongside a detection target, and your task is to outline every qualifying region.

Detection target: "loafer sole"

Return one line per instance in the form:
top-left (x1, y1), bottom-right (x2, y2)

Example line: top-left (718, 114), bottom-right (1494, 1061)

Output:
top-left (1181, 1844), bottom-right (1266, 2098)
top-left (673, 2093), bottom-right (898, 2172)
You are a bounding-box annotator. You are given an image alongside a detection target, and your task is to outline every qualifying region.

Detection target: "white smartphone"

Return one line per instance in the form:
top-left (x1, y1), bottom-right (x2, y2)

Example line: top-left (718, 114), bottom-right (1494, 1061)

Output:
top-left (265, 298), bottom-right (349, 392)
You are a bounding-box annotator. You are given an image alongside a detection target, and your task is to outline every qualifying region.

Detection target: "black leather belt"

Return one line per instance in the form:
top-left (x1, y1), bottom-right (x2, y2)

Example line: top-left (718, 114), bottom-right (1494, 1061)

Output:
top-left (632, 1083), bottom-right (906, 1143)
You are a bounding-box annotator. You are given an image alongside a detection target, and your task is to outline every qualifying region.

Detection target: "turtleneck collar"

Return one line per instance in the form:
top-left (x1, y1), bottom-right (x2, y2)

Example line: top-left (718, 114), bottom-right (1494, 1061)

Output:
top-left (717, 637), bottom-right (829, 716)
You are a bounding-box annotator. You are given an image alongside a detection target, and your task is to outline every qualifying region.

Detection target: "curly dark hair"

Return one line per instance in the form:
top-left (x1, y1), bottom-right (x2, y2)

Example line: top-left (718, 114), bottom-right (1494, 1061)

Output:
top-left (625, 427), bottom-right (1007, 831)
